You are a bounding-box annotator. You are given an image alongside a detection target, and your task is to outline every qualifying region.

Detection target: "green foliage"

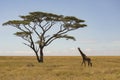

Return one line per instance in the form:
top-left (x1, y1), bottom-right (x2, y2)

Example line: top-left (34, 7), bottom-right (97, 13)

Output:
top-left (54, 34), bottom-right (76, 41)
top-left (20, 12), bottom-right (63, 22)
top-left (3, 20), bottom-right (30, 26)
top-left (14, 31), bottom-right (32, 37)
top-left (64, 16), bottom-right (85, 23)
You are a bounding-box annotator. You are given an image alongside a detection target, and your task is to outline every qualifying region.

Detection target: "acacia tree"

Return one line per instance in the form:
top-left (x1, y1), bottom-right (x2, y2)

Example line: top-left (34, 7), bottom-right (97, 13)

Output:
top-left (3, 11), bottom-right (86, 63)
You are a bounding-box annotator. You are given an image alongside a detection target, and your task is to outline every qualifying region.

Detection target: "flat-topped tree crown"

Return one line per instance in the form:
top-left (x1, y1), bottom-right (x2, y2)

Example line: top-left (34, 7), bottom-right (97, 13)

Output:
top-left (3, 11), bottom-right (87, 63)
top-left (63, 16), bottom-right (86, 29)
top-left (20, 12), bottom-right (63, 22)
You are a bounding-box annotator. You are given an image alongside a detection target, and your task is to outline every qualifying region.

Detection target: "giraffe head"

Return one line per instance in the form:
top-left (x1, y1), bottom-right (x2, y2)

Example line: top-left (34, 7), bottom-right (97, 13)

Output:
top-left (78, 47), bottom-right (81, 50)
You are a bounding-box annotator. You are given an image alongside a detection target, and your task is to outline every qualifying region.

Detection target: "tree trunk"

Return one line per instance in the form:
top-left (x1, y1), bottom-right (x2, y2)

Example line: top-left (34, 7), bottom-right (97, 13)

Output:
top-left (35, 52), bottom-right (41, 63)
top-left (39, 47), bottom-right (44, 63)
top-left (33, 47), bottom-right (44, 63)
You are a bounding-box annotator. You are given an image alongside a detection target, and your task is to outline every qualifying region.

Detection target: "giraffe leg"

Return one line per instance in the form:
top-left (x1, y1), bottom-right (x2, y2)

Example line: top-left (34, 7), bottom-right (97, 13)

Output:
top-left (81, 61), bottom-right (84, 66)
top-left (83, 61), bottom-right (86, 67)
top-left (88, 60), bottom-right (92, 67)
top-left (87, 60), bottom-right (89, 67)
top-left (88, 60), bottom-right (90, 66)
top-left (81, 60), bottom-right (86, 67)
top-left (86, 58), bottom-right (92, 67)
top-left (89, 59), bottom-right (92, 67)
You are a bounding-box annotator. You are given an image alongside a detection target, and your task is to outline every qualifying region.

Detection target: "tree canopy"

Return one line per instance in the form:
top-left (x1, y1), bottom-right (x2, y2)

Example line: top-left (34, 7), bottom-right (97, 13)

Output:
top-left (3, 11), bottom-right (87, 62)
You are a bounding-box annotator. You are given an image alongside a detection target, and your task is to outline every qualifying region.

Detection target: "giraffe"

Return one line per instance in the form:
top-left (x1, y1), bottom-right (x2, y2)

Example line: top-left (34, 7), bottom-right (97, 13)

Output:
top-left (78, 47), bottom-right (92, 67)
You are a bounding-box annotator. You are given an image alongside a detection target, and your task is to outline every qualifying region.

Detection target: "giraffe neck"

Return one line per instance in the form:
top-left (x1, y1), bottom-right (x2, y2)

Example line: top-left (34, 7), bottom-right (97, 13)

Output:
top-left (78, 48), bottom-right (84, 55)
top-left (78, 48), bottom-right (86, 58)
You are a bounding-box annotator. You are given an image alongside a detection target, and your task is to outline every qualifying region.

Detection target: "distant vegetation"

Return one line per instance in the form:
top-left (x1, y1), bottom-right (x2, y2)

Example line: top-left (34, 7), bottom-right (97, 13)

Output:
top-left (0, 56), bottom-right (120, 80)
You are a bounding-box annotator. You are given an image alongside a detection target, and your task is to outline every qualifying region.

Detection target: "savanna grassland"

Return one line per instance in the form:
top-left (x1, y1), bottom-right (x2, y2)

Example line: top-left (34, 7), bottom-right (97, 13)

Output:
top-left (0, 56), bottom-right (120, 80)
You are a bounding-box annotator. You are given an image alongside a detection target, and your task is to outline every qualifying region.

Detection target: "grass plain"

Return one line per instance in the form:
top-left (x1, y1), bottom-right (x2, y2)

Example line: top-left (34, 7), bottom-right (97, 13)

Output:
top-left (0, 56), bottom-right (120, 80)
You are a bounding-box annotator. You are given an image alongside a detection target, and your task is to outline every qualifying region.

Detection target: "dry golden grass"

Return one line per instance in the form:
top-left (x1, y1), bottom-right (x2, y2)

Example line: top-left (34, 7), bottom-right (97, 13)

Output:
top-left (0, 56), bottom-right (120, 80)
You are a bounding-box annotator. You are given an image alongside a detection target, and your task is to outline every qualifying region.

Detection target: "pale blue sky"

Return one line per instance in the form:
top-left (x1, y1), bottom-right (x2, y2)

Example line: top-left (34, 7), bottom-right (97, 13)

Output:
top-left (0, 0), bottom-right (120, 56)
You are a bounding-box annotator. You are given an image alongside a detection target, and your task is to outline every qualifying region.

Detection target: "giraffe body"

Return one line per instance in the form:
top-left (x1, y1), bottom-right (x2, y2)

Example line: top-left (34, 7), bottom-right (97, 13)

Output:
top-left (78, 47), bottom-right (92, 67)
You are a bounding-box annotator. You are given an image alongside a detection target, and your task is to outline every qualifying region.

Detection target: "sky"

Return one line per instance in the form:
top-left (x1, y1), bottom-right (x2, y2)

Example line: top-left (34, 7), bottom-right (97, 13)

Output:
top-left (0, 0), bottom-right (120, 56)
